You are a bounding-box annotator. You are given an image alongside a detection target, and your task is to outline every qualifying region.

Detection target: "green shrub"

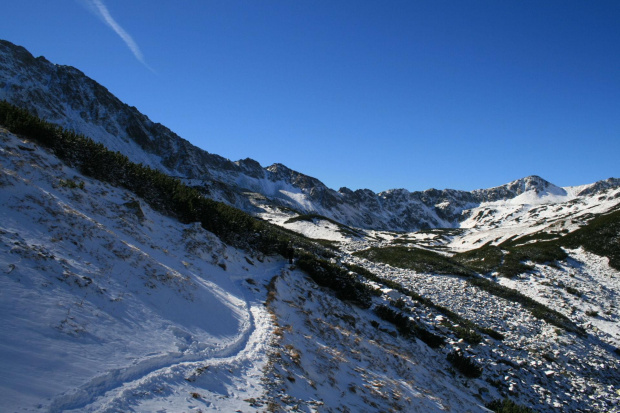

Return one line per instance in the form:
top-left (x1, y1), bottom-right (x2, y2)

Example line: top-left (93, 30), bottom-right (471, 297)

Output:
top-left (446, 350), bottom-right (482, 378)
top-left (499, 242), bottom-right (568, 275)
top-left (561, 209), bottom-right (620, 271)
top-left (354, 246), bottom-right (475, 277)
top-left (374, 304), bottom-right (444, 348)
top-left (413, 324), bottom-right (445, 349)
top-left (296, 254), bottom-right (372, 308)
top-left (453, 244), bottom-right (503, 275)
top-left (452, 326), bottom-right (483, 345)
top-left (59, 178), bottom-right (85, 189)
top-left (480, 327), bottom-right (505, 341)
top-left (486, 398), bottom-right (534, 413)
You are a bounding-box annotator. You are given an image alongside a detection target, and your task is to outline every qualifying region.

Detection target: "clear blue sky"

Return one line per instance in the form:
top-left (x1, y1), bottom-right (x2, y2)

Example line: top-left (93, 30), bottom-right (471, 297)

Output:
top-left (2, 1), bottom-right (619, 192)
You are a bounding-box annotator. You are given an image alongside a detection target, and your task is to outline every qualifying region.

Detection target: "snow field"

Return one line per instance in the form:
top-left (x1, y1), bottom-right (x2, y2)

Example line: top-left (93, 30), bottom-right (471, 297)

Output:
top-left (2, 127), bottom-right (619, 412)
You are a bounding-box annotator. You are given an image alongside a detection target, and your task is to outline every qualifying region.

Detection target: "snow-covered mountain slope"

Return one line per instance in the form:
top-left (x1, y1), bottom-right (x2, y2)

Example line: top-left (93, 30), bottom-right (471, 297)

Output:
top-left (262, 175), bottom-right (620, 254)
top-left (448, 179), bottom-right (620, 251)
top-left (2, 101), bottom-right (620, 411)
top-left (2, 39), bottom-right (618, 233)
top-left (2, 37), bottom-right (620, 412)
top-left (0, 120), bottom-right (516, 413)
top-left (0, 128), bottom-right (283, 412)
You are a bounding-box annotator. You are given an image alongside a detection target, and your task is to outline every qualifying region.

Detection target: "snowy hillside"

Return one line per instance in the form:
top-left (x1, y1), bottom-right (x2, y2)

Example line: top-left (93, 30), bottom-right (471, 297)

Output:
top-left (0, 127), bottom-right (287, 412)
top-left (0, 117), bottom-right (509, 413)
top-left (2, 108), bottom-right (620, 411)
top-left (2, 38), bottom-right (620, 412)
top-left (0, 115), bottom-right (501, 412)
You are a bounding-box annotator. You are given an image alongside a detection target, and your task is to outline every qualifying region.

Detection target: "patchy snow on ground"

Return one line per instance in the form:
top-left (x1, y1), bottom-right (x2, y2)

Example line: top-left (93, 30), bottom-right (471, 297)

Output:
top-left (258, 207), bottom-right (357, 243)
top-left (282, 219), bottom-right (349, 242)
top-left (498, 248), bottom-right (620, 348)
top-left (451, 185), bottom-right (620, 251)
top-left (264, 269), bottom-right (492, 412)
top-left (343, 253), bottom-right (620, 412)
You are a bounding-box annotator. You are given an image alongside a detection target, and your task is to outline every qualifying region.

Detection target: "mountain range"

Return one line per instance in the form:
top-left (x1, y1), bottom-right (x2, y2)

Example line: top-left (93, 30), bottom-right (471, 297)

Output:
top-left (1, 39), bottom-right (619, 412)
top-left (2, 39), bottom-right (618, 233)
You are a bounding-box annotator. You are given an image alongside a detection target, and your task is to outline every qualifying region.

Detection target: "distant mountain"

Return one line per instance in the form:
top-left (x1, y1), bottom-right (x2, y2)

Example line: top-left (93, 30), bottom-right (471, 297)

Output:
top-left (1, 39), bottom-right (618, 232)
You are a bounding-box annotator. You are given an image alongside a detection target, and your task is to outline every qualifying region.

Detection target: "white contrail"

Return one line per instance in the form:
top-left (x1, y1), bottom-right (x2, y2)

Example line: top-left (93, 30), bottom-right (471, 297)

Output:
top-left (89, 0), bottom-right (154, 71)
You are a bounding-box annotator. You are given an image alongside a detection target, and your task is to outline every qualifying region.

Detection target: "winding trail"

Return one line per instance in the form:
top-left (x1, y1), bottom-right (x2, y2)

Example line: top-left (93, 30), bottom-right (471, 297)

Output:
top-left (49, 265), bottom-right (282, 413)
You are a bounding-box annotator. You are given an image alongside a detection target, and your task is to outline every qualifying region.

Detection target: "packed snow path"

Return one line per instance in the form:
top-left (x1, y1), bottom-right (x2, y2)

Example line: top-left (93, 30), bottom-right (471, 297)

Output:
top-left (55, 279), bottom-right (278, 412)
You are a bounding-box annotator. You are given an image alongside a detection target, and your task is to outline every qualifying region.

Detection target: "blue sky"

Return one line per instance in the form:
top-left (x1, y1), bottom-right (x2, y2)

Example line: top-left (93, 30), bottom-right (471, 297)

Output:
top-left (2, 1), bottom-right (619, 192)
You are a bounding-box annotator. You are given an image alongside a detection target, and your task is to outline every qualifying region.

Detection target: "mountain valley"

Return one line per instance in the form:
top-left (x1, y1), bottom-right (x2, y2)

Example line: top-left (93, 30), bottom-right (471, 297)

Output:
top-left (1, 39), bottom-right (620, 412)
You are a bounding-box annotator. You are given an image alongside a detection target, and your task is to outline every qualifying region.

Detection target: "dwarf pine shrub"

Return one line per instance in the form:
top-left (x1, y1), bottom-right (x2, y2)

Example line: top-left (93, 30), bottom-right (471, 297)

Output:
top-left (446, 350), bottom-right (482, 378)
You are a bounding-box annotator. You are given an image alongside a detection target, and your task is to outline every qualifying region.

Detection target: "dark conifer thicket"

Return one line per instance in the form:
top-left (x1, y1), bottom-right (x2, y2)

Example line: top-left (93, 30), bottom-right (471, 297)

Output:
top-left (485, 398), bottom-right (535, 413)
top-left (0, 101), bottom-right (306, 256)
top-left (373, 304), bottom-right (444, 348)
top-left (446, 350), bottom-right (483, 378)
top-left (295, 253), bottom-right (373, 308)
top-left (0, 100), bottom-right (375, 304)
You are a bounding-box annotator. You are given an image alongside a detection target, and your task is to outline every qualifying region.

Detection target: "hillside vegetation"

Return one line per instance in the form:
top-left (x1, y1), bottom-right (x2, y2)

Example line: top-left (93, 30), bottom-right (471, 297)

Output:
top-left (0, 100), bottom-right (378, 309)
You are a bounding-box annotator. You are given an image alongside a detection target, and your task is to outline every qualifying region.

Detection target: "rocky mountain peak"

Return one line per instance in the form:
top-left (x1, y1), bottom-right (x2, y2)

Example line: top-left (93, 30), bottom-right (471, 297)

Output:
top-left (234, 158), bottom-right (265, 179)
top-left (471, 175), bottom-right (566, 203)
top-left (266, 163), bottom-right (326, 191)
top-left (266, 162), bottom-right (291, 175)
top-left (577, 177), bottom-right (620, 197)
top-left (512, 175), bottom-right (560, 194)
top-left (0, 39), bottom-right (39, 68)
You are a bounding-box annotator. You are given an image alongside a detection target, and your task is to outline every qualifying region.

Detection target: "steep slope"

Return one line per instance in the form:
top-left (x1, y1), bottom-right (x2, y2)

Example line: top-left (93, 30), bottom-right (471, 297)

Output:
top-left (0, 127), bottom-right (285, 412)
top-left (0, 114), bottom-right (511, 413)
top-left (2, 90), bottom-right (619, 412)
top-left (2, 39), bottom-right (618, 233)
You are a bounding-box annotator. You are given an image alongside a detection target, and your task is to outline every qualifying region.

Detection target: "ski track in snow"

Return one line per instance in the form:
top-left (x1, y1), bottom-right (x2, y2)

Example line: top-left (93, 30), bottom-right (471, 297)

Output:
top-left (50, 299), bottom-right (251, 412)
top-left (58, 284), bottom-right (277, 413)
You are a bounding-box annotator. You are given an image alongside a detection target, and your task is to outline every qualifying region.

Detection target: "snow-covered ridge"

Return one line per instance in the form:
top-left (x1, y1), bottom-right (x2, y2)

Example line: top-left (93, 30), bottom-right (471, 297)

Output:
top-left (1, 39), bottom-right (618, 233)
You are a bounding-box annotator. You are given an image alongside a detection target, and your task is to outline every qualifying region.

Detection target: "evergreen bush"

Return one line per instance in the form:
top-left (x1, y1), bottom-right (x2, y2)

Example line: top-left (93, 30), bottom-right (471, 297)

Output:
top-left (446, 350), bottom-right (482, 378)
